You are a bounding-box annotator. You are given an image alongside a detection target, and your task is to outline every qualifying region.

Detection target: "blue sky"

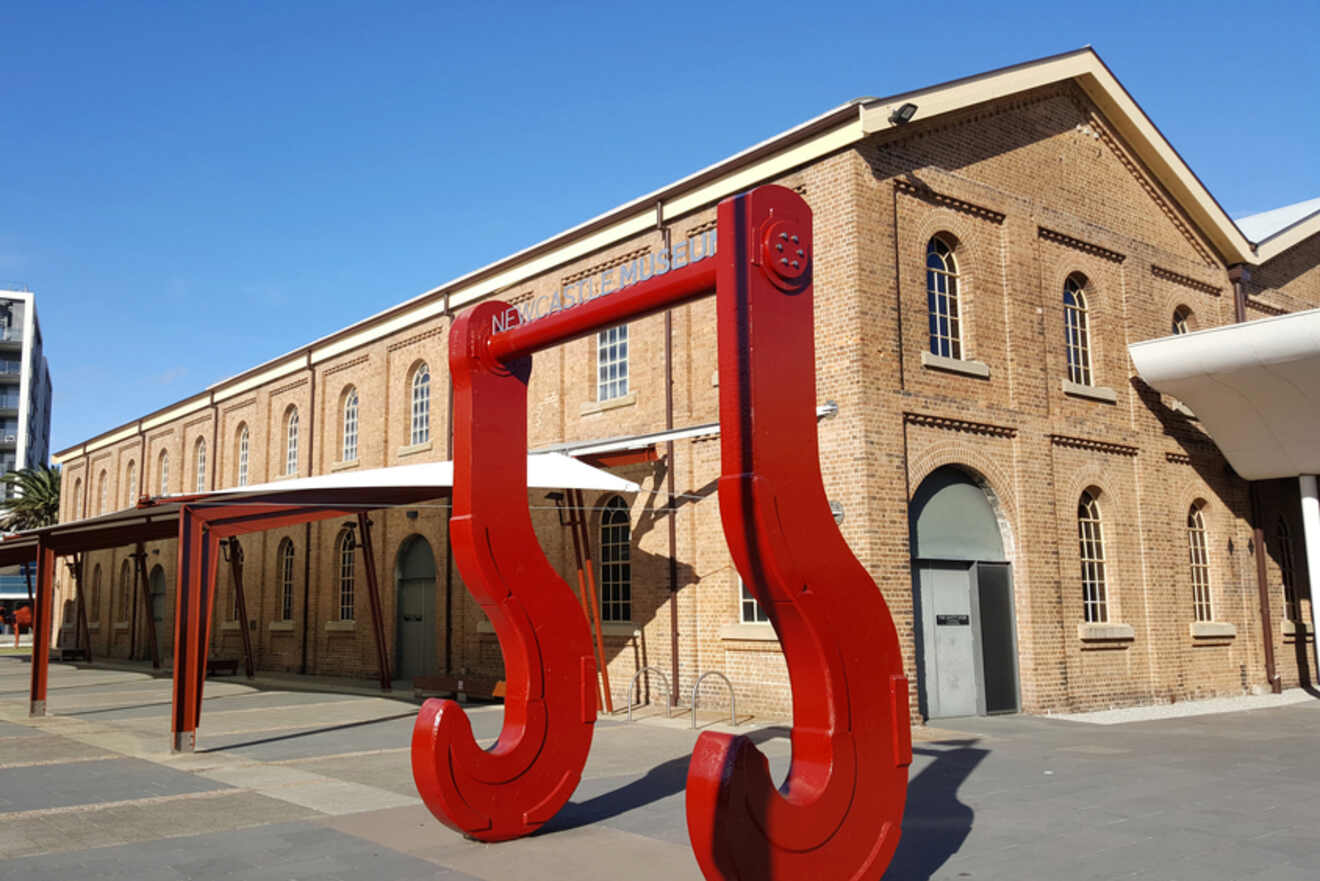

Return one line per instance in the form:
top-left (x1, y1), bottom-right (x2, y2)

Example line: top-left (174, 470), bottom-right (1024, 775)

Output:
top-left (4, 0), bottom-right (1317, 455)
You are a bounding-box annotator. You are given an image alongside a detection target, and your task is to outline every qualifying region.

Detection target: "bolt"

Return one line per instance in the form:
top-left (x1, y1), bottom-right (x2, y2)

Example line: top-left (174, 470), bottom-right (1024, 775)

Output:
top-left (781, 258), bottom-right (789, 265)
top-left (791, 235), bottom-right (799, 243)
top-left (776, 243), bottom-right (783, 252)
top-left (796, 249), bottom-right (804, 257)
top-left (779, 232), bottom-right (788, 241)
top-left (792, 261), bottom-right (800, 269)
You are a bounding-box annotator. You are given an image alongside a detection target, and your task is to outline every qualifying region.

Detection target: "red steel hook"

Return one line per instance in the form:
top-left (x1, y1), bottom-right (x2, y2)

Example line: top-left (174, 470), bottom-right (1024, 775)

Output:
top-left (686, 186), bottom-right (912, 880)
top-left (411, 302), bottom-right (597, 841)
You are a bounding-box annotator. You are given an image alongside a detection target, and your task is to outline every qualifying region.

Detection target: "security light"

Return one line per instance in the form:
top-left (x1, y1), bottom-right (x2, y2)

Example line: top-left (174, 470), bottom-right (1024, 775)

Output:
top-left (889, 102), bottom-right (918, 125)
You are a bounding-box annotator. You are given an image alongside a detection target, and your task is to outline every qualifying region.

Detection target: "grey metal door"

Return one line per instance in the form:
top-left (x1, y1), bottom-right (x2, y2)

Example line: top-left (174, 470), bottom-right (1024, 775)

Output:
top-left (919, 562), bottom-right (979, 718)
top-left (395, 537), bottom-right (437, 682)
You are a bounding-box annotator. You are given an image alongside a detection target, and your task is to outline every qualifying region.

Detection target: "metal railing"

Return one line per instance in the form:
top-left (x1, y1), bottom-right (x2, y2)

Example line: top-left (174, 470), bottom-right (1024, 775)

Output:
top-left (625, 666), bottom-right (675, 721)
top-left (691, 670), bottom-right (737, 729)
top-left (0, 363), bottom-right (20, 375)
top-left (0, 328), bottom-right (21, 343)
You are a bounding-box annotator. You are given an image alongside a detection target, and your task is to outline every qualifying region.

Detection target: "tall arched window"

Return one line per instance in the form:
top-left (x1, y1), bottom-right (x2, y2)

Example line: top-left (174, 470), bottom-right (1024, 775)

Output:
top-left (159, 451), bottom-right (169, 496)
top-left (285, 407), bottom-right (299, 476)
top-left (118, 559), bottom-right (132, 622)
top-left (236, 425), bottom-right (250, 487)
top-left (599, 496), bottom-right (632, 622)
top-left (336, 528), bottom-right (355, 620)
top-left (1063, 274), bottom-right (1093, 386)
top-left (72, 478), bottom-right (83, 519)
top-left (277, 538), bottom-right (296, 621)
top-left (90, 563), bottom-right (102, 621)
top-left (342, 388), bottom-right (359, 462)
top-left (97, 471), bottom-right (108, 515)
top-left (1187, 502), bottom-right (1212, 622)
top-left (925, 235), bottom-right (962, 358)
top-left (125, 461), bottom-right (136, 507)
top-left (1278, 518), bottom-right (1298, 621)
top-left (194, 438), bottom-right (207, 493)
top-left (1078, 489), bottom-right (1108, 623)
top-left (1172, 305), bottom-right (1192, 336)
top-left (410, 363), bottom-right (431, 446)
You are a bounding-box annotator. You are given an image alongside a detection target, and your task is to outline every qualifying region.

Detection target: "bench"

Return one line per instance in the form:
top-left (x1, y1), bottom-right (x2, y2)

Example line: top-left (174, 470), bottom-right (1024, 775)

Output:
top-left (412, 674), bottom-right (506, 701)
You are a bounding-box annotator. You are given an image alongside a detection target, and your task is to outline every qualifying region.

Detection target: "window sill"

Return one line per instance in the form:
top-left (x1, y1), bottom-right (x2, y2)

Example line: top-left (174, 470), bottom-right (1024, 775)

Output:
top-left (324, 620), bottom-right (356, 632)
top-left (269, 620), bottom-right (295, 632)
top-left (330, 459), bottom-right (359, 472)
top-left (720, 622), bottom-right (779, 642)
top-left (580, 391), bottom-right (637, 416)
top-left (112, 622), bottom-right (129, 632)
top-left (920, 351), bottom-right (990, 379)
top-left (1061, 380), bottom-right (1118, 403)
top-left (397, 440), bottom-right (432, 458)
top-left (1077, 622), bottom-right (1135, 642)
top-left (220, 621), bottom-right (242, 632)
top-left (1190, 621), bottom-right (1236, 639)
top-left (87, 622), bottom-right (100, 632)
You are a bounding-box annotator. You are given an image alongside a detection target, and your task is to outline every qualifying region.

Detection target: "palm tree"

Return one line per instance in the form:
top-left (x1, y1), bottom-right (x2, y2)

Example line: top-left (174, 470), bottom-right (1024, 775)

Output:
top-left (1, 465), bottom-right (61, 532)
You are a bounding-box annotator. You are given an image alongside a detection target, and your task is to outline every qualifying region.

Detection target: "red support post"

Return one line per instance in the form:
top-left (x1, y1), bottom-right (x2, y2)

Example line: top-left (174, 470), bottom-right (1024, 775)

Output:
top-left (226, 538), bottom-right (256, 680)
top-left (355, 512), bottom-right (393, 691)
top-left (133, 545), bottom-right (160, 669)
top-left (72, 554), bottom-right (92, 663)
top-left (171, 506), bottom-right (206, 752)
top-left (28, 540), bottom-right (54, 716)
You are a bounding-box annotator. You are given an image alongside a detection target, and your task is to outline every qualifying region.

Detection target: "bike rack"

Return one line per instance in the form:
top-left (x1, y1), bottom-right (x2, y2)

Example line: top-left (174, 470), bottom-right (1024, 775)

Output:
top-left (690, 670), bottom-right (735, 730)
top-left (625, 665), bottom-right (673, 721)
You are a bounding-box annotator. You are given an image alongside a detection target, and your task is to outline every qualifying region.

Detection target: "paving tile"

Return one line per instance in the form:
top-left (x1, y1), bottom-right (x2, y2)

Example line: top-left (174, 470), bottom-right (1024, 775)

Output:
top-left (0, 757), bottom-right (227, 813)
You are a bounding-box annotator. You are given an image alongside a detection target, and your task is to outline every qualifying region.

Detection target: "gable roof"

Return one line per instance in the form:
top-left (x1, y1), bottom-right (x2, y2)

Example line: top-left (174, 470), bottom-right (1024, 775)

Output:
top-left (54, 47), bottom-right (1318, 463)
top-left (1235, 196), bottom-right (1320, 248)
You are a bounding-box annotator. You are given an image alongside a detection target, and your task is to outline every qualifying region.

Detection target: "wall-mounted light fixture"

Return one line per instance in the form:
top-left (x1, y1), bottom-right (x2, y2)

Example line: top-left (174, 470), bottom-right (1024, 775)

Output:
top-left (830, 500), bottom-right (845, 525)
top-left (889, 102), bottom-right (918, 125)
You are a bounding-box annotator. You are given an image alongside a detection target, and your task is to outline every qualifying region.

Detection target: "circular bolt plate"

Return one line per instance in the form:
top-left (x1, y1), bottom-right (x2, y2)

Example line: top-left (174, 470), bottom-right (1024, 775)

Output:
top-left (761, 220), bottom-right (809, 288)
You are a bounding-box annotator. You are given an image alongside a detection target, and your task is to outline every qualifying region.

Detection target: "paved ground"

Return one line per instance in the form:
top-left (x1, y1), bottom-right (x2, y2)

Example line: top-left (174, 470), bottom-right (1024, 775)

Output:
top-left (0, 655), bottom-right (1317, 880)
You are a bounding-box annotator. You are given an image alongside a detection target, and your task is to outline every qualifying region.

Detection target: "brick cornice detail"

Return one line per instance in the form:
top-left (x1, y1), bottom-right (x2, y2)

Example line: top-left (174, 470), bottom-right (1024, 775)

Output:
top-left (387, 325), bottom-right (446, 353)
top-left (1038, 227), bottom-right (1126, 263)
top-left (904, 412), bottom-right (1017, 438)
top-left (1245, 298), bottom-right (1287, 317)
top-left (561, 246), bottom-right (651, 285)
top-left (183, 414), bottom-right (213, 431)
top-left (1049, 434), bottom-right (1139, 456)
top-left (895, 179), bottom-right (1006, 224)
top-left (1150, 265), bottom-right (1222, 297)
top-left (1165, 451), bottom-right (1193, 465)
top-left (322, 354), bottom-right (370, 377)
top-left (222, 397), bottom-right (257, 415)
top-left (270, 377), bottom-right (309, 397)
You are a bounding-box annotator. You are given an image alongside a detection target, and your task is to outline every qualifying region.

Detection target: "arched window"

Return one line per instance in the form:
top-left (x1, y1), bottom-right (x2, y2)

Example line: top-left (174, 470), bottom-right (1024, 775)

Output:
top-left (410, 363), bottom-right (431, 446)
top-left (1187, 502), bottom-right (1212, 622)
top-left (342, 388), bottom-right (359, 462)
top-left (1278, 518), bottom-right (1298, 621)
top-left (159, 451), bottom-right (169, 496)
top-left (89, 563), bottom-right (102, 621)
top-left (599, 496), bottom-right (632, 622)
top-left (236, 425), bottom-right (249, 487)
top-left (1078, 489), bottom-right (1108, 623)
top-left (1172, 306), bottom-right (1192, 336)
top-left (336, 528), bottom-right (355, 620)
top-left (1063, 275), bottom-right (1093, 386)
top-left (596, 325), bottom-right (629, 402)
top-left (125, 461), bottom-right (136, 507)
top-left (925, 236), bottom-right (962, 358)
top-left (194, 438), bottom-right (207, 493)
top-left (285, 407), bottom-right (299, 476)
top-left (277, 538), bottom-right (296, 621)
top-left (72, 478), bottom-right (82, 519)
top-left (97, 471), bottom-right (108, 515)
top-left (118, 559), bottom-right (132, 622)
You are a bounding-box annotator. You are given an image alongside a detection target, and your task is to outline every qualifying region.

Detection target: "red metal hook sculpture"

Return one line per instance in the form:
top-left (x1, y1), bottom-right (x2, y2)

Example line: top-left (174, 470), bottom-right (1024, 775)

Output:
top-left (685, 186), bottom-right (912, 880)
top-left (411, 305), bottom-right (598, 841)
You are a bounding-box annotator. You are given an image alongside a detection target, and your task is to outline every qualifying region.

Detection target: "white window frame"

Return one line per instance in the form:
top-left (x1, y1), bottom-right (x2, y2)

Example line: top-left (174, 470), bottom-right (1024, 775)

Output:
top-left (738, 575), bottom-right (770, 624)
top-left (411, 364), bottom-right (431, 445)
top-left (194, 439), bottom-right (207, 493)
top-left (278, 539), bottom-right (295, 621)
top-left (1064, 275), bottom-right (1093, 386)
top-left (599, 496), bottom-right (632, 622)
top-left (925, 236), bottom-right (962, 359)
top-left (125, 461), bottom-right (136, 507)
top-left (596, 325), bottom-right (629, 402)
top-left (1078, 490), bottom-right (1108, 623)
top-left (342, 389), bottom-right (359, 462)
top-left (1187, 503), bottom-right (1212, 622)
top-left (286, 408), bottom-right (299, 476)
top-left (237, 426), bottom-right (249, 487)
top-left (159, 453), bottom-right (168, 496)
top-left (337, 530), bottom-right (355, 621)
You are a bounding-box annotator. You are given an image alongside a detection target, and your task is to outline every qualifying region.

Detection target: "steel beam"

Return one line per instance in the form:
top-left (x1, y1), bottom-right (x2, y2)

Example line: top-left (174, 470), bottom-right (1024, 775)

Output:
top-left (133, 545), bottom-right (160, 669)
top-left (28, 541), bottom-right (54, 716)
top-left (356, 512), bottom-right (393, 691)
top-left (226, 538), bottom-right (256, 679)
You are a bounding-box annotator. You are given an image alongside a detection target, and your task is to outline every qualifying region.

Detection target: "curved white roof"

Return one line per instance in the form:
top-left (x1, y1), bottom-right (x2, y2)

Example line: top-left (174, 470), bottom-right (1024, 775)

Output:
top-left (1129, 309), bottom-right (1320, 480)
top-left (1235, 196), bottom-right (1320, 244)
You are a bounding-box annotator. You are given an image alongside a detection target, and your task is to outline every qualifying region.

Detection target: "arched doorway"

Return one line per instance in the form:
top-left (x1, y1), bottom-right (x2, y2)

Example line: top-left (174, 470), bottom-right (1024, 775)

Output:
top-left (395, 535), bottom-right (437, 682)
top-left (146, 566), bottom-right (167, 659)
top-left (910, 466), bottom-right (1019, 719)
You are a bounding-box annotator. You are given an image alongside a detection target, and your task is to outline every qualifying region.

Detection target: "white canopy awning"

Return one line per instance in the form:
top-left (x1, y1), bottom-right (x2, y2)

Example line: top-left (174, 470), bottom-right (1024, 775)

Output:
top-left (1129, 308), bottom-right (1320, 481)
top-left (197, 451), bottom-right (641, 500)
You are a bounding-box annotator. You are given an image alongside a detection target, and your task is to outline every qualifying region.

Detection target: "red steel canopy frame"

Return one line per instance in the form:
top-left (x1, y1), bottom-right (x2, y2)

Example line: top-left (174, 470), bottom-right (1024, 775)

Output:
top-left (413, 185), bottom-right (911, 880)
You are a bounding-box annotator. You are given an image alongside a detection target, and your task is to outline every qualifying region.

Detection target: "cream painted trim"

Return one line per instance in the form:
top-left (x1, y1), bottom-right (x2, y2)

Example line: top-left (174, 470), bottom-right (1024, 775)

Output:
top-left (1189, 621), bottom-right (1236, 639)
top-left (1061, 380), bottom-right (1118, 403)
top-left (601, 622), bottom-right (639, 638)
top-left (325, 620), bottom-right (356, 632)
top-left (330, 459), bottom-right (360, 473)
top-left (213, 356), bottom-right (305, 403)
top-left (112, 622), bottom-right (129, 631)
top-left (269, 620), bottom-right (295, 632)
top-left (921, 351), bottom-right (990, 378)
top-left (580, 391), bottom-right (638, 417)
top-left (1078, 622), bottom-right (1135, 641)
top-left (87, 622), bottom-right (100, 632)
top-left (221, 621), bottom-right (242, 631)
top-left (720, 622), bottom-right (779, 642)
top-left (396, 440), bottom-right (433, 458)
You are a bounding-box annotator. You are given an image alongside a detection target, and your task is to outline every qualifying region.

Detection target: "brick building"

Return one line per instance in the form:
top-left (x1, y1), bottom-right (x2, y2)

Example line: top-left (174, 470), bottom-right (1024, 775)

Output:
top-left (52, 49), bottom-right (1319, 720)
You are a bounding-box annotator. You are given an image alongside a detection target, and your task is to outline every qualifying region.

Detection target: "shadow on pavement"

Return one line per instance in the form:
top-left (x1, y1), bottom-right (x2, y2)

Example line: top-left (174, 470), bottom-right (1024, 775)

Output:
top-left (197, 711), bottom-right (417, 753)
top-left (882, 739), bottom-right (987, 880)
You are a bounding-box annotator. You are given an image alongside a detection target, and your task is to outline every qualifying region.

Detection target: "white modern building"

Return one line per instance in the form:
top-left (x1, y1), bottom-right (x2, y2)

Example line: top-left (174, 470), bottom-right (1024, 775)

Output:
top-left (0, 290), bottom-right (52, 490)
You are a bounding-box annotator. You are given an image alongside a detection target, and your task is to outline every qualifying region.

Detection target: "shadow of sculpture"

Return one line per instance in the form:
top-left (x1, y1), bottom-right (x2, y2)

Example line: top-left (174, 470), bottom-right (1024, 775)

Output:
top-left (882, 740), bottom-right (988, 881)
